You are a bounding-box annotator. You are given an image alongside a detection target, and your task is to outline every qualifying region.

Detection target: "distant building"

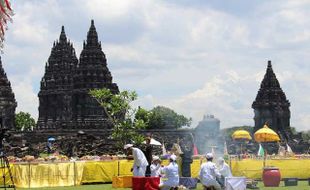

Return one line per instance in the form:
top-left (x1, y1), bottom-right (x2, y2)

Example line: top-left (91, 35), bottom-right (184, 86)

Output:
top-left (252, 61), bottom-right (292, 141)
top-left (194, 114), bottom-right (220, 154)
top-left (0, 56), bottom-right (17, 129)
top-left (37, 20), bottom-right (119, 130)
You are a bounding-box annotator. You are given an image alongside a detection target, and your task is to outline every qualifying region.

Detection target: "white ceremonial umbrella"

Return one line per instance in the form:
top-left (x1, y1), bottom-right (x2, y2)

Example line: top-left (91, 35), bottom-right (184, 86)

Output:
top-left (143, 138), bottom-right (162, 146)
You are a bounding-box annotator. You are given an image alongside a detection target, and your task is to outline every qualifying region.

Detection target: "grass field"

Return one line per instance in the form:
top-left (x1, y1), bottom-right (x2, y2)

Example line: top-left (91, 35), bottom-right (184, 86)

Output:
top-left (9, 181), bottom-right (309, 190)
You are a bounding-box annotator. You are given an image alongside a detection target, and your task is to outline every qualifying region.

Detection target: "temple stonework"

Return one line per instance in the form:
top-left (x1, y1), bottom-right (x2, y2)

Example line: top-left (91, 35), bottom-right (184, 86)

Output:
top-left (252, 61), bottom-right (292, 141)
top-left (0, 56), bottom-right (17, 129)
top-left (37, 20), bottom-right (118, 130)
top-left (194, 115), bottom-right (221, 154)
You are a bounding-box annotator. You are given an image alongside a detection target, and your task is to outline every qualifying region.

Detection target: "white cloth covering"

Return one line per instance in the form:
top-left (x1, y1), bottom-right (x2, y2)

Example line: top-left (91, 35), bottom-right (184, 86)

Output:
top-left (170, 154), bottom-right (177, 161)
top-left (132, 147), bottom-right (149, 176)
top-left (160, 162), bottom-right (179, 189)
top-left (225, 177), bottom-right (246, 190)
top-left (206, 153), bottom-right (213, 159)
top-left (124, 144), bottom-right (133, 149)
top-left (199, 161), bottom-right (221, 190)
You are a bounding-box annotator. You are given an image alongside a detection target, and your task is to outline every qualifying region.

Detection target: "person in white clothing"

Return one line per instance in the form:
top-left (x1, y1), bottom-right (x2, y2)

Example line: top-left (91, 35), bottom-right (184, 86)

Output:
top-left (159, 154), bottom-right (179, 190)
top-left (218, 157), bottom-right (232, 188)
top-left (218, 157), bottom-right (232, 178)
top-left (124, 144), bottom-right (149, 177)
top-left (199, 153), bottom-right (222, 190)
top-left (150, 156), bottom-right (162, 177)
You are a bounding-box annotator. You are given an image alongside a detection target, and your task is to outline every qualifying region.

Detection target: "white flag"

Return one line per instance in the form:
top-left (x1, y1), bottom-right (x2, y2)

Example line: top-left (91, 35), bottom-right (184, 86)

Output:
top-left (224, 141), bottom-right (228, 155)
top-left (162, 143), bottom-right (167, 156)
top-left (212, 147), bottom-right (216, 159)
top-left (258, 143), bottom-right (264, 157)
top-left (286, 143), bottom-right (293, 153)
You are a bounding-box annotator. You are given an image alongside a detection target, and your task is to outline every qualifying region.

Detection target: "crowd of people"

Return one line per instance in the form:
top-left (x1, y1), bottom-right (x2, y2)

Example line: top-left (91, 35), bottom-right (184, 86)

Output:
top-left (124, 140), bottom-right (233, 190)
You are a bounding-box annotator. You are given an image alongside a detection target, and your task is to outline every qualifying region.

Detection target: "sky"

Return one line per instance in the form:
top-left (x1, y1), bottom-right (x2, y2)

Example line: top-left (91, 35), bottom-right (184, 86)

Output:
top-left (2, 0), bottom-right (310, 131)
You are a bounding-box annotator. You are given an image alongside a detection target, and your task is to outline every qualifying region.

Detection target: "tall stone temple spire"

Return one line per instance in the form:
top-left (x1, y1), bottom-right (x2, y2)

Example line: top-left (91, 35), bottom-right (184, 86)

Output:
top-left (73, 20), bottom-right (119, 127)
top-left (0, 56), bottom-right (17, 129)
top-left (38, 20), bottom-right (119, 130)
top-left (86, 20), bottom-right (99, 47)
top-left (38, 26), bottom-right (78, 129)
top-left (252, 60), bottom-right (292, 141)
top-left (59, 26), bottom-right (67, 42)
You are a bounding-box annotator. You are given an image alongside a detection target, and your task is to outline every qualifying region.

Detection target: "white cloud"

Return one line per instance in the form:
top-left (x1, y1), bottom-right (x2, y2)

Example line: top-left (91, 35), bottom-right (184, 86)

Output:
top-left (84, 0), bottom-right (137, 19)
top-left (164, 72), bottom-right (256, 128)
top-left (10, 77), bottom-right (38, 119)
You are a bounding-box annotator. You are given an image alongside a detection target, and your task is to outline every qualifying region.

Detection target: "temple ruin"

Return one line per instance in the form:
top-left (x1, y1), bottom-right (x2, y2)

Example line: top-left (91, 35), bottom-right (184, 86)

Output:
top-left (252, 61), bottom-right (293, 141)
top-left (37, 20), bottom-right (118, 130)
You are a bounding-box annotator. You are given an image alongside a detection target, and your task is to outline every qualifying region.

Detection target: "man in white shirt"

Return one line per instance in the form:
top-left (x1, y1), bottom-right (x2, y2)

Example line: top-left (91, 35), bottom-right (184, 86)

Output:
top-left (199, 153), bottom-right (222, 190)
top-left (124, 144), bottom-right (149, 177)
top-left (150, 156), bottom-right (162, 177)
top-left (159, 154), bottom-right (179, 190)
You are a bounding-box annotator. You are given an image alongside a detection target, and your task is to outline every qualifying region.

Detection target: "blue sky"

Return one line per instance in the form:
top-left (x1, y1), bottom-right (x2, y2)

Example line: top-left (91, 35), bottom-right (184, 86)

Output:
top-left (2, 0), bottom-right (310, 131)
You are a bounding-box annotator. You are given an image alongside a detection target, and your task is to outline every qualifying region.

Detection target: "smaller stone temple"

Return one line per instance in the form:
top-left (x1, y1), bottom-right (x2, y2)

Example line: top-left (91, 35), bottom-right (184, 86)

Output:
top-left (252, 61), bottom-right (292, 141)
top-left (194, 114), bottom-right (221, 154)
top-left (0, 56), bottom-right (17, 129)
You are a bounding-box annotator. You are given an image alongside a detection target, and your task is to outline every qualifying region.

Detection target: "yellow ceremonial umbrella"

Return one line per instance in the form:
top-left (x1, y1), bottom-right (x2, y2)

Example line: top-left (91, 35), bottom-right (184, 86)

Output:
top-left (232, 130), bottom-right (252, 155)
top-left (254, 124), bottom-right (280, 167)
top-left (254, 124), bottom-right (280, 142)
top-left (232, 130), bottom-right (252, 140)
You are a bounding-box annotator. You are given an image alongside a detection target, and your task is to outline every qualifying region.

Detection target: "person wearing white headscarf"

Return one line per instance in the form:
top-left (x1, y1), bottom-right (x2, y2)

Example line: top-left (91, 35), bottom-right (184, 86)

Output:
top-left (199, 153), bottom-right (222, 190)
top-left (218, 157), bottom-right (232, 188)
top-left (124, 144), bottom-right (149, 176)
top-left (159, 154), bottom-right (179, 190)
top-left (218, 157), bottom-right (232, 178)
top-left (150, 156), bottom-right (162, 177)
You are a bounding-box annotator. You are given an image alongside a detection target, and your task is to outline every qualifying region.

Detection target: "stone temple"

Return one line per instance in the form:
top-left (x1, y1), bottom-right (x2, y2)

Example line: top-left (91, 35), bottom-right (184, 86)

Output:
top-left (37, 20), bottom-right (119, 130)
top-left (194, 114), bottom-right (221, 154)
top-left (0, 56), bottom-right (17, 129)
top-left (252, 61), bottom-right (292, 141)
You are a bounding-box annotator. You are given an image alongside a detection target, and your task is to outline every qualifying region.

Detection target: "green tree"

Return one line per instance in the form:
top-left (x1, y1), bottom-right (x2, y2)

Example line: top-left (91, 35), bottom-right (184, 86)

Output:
top-left (89, 88), bottom-right (147, 149)
top-left (147, 106), bottom-right (191, 129)
top-left (301, 130), bottom-right (310, 142)
top-left (15, 111), bottom-right (36, 131)
top-left (135, 106), bottom-right (150, 125)
top-left (290, 127), bottom-right (298, 135)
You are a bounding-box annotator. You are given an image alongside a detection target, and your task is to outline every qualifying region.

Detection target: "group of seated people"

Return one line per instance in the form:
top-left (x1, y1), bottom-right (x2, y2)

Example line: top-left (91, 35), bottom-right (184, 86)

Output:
top-left (124, 144), bottom-right (232, 190)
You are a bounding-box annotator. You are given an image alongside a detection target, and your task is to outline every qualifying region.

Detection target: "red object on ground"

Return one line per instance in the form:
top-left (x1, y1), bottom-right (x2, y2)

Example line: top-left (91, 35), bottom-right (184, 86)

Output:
top-left (132, 177), bottom-right (160, 190)
top-left (262, 167), bottom-right (281, 187)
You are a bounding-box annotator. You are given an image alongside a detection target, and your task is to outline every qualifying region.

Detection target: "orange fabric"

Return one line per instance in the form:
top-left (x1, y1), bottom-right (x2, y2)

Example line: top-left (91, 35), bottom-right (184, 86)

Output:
top-left (112, 176), bottom-right (132, 188)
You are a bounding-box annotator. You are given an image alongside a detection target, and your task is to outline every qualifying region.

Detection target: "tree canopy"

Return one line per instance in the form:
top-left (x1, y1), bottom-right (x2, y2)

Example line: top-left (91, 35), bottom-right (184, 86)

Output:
top-left (136, 106), bottom-right (192, 129)
top-left (15, 111), bottom-right (36, 131)
top-left (300, 130), bottom-right (310, 143)
top-left (89, 88), bottom-right (147, 149)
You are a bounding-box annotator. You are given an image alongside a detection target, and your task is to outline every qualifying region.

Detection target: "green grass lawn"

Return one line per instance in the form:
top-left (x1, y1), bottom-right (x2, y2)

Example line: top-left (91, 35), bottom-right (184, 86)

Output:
top-left (256, 180), bottom-right (309, 190)
top-left (11, 181), bottom-right (309, 190)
